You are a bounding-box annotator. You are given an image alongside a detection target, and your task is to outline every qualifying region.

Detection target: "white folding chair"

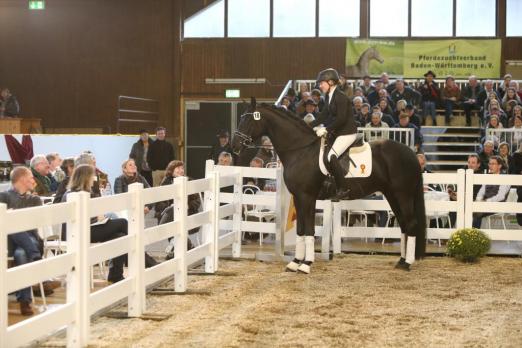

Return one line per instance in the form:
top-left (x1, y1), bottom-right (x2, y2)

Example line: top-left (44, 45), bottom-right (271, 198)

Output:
top-left (243, 185), bottom-right (276, 245)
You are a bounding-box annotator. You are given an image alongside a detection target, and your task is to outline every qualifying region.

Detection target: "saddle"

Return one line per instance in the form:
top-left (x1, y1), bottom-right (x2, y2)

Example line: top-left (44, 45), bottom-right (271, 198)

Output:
top-left (322, 133), bottom-right (364, 173)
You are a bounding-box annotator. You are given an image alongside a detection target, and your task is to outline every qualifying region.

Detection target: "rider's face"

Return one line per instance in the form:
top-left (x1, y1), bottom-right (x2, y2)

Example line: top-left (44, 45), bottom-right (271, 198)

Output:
top-left (319, 81), bottom-right (330, 94)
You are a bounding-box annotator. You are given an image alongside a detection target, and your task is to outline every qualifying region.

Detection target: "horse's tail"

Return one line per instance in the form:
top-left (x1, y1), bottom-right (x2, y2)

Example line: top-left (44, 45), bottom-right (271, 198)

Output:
top-left (415, 172), bottom-right (427, 259)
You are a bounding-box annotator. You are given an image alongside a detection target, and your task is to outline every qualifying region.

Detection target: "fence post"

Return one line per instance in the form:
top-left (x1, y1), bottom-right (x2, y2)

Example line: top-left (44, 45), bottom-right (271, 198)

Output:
top-left (66, 192), bottom-right (91, 347)
top-left (456, 169), bottom-right (466, 229)
top-left (232, 169), bottom-right (242, 258)
top-left (202, 171), bottom-right (219, 273)
top-left (464, 169), bottom-right (475, 228)
top-left (332, 202), bottom-right (342, 254)
top-left (321, 200), bottom-right (332, 254)
top-left (174, 176), bottom-right (188, 292)
top-left (0, 204), bottom-right (8, 348)
top-left (274, 167), bottom-right (285, 259)
top-left (127, 183), bottom-right (145, 317)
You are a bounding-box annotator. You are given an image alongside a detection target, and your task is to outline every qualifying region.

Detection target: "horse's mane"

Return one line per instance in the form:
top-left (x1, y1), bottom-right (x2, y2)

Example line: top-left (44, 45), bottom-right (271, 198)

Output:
top-left (258, 103), bottom-right (315, 135)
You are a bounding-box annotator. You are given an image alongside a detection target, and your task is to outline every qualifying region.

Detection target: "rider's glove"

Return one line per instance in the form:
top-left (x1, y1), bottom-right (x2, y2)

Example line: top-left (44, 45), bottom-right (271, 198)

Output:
top-left (315, 127), bottom-right (327, 137)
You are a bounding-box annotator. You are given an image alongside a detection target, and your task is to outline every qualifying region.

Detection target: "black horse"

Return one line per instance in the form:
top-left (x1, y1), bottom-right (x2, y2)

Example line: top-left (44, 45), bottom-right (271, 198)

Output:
top-left (232, 99), bottom-right (426, 273)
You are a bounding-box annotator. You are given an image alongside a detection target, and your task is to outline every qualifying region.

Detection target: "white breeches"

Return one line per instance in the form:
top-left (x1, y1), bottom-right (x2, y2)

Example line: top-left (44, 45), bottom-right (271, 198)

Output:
top-left (328, 133), bottom-right (357, 160)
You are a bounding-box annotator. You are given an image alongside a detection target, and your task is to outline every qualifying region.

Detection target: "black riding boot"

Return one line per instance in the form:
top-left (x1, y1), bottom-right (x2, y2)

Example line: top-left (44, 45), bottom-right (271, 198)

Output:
top-left (329, 155), bottom-right (350, 200)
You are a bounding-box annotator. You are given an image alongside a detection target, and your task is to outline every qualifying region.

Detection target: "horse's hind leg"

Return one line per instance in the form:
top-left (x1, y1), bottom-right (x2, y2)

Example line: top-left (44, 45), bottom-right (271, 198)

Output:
top-left (393, 191), bottom-right (420, 270)
top-left (385, 191), bottom-right (414, 271)
top-left (286, 197), bottom-right (306, 272)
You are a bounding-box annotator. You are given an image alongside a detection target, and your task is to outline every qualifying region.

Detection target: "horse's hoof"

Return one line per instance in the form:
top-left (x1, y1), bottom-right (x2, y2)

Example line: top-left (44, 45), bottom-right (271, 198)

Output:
top-left (395, 261), bottom-right (411, 271)
top-left (297, 263), bottom-right (311, 274)
top-left (285, 260), bottom-right (300, 272)
top-left (395, 257), bottom-right (406, 266)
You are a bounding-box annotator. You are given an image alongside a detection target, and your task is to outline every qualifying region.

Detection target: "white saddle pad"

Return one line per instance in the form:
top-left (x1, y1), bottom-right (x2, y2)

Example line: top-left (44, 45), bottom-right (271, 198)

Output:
top-left (319, 137), bottom-right (373, 178)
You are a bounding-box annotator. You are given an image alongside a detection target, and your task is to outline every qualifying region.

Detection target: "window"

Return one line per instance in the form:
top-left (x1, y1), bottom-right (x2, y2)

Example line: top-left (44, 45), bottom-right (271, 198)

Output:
top-left (319, 0), bottom-right (360, 37)
top-left (507, 0), bottom-right (522, 37)
top-left (273, 0), bottom-right (316, 37)
top-left (456, 0), bottom-right (496, 37)
top-left (370, 0), bottom-right (408, 37)
top-left (228, 0), bottom-right (270, 37)
top-left (411, 0), bottom-right (453, 37)
top-left (184, 0), bottom-right (224, 38)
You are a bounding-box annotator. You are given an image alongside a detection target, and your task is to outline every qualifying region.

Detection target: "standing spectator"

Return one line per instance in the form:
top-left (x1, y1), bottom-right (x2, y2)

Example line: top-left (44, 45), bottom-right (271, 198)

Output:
top-left (208, 130), bottom-right (233, 164)
top-left (419, 70), bottom-right (440, 126)
top-left (0, 88), bottom-right (21, 117)
top-left (472, 156), bottom-right (510, 228)
top-left (478, 140), bottom-right (496, 172)
top-left (441, 76), bottom-right (461, 125)
top-left (30, 154), bottom-right (52, 196)
top-left (129, 130), bottom-right (153, 186)
top-left (461, 75), bottom-right (483, 126)
top-left (0, 167), bottom-right (42, 315)
top-left (359, 75), bottom-right (375, 97)
top-left (147, 127), bottom-right (175, 187)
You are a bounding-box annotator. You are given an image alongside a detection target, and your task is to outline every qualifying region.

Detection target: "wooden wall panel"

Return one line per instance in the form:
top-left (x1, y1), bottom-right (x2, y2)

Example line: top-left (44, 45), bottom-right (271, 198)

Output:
top-left (0, 0), bottom-right (175, 134)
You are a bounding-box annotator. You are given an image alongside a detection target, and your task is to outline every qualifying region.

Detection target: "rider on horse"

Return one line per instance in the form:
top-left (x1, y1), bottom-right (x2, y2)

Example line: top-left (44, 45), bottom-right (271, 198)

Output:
top-left (310, 68), bottom-right (358, 200)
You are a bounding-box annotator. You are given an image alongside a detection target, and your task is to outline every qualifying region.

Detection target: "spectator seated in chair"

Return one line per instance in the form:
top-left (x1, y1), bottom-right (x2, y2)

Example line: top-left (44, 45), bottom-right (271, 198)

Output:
top-left (461, 75), bottom-right (483, 126)
top-left (0, 88), bottom-right (21, 117)
top-left (472, 156), bottom-right (510, 228)
top-left (30, 154), bottom-right (53, 196)
top-left (441, 76), bottom-right (461, 125)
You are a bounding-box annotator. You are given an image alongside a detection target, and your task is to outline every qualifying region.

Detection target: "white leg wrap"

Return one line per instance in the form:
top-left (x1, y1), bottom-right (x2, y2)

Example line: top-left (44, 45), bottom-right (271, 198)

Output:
top-left (400, 233), bottom-right (406, 259)
top-left (406, 236), bottom-right (416, 265)
top-left (295, 236), bottom-right (305, 260)
top-left (304, 236), bottom-right (315, 262)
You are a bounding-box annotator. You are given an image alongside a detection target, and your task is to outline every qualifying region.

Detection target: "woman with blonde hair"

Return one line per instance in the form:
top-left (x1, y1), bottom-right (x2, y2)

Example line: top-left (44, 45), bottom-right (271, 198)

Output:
top-left (62, 164), bottom-right (156, 283)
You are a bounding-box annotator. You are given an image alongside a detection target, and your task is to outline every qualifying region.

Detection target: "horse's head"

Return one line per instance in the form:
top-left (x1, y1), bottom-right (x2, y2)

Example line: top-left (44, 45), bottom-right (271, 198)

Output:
top-left (232, 97), bottom-right (268, 155)
top-left (368, 47), bottom-right (384, 64)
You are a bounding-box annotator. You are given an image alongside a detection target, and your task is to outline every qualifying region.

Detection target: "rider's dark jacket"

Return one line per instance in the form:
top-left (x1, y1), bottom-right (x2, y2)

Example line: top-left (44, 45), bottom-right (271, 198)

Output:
top-left (310, 87), bottom-right (357, 136)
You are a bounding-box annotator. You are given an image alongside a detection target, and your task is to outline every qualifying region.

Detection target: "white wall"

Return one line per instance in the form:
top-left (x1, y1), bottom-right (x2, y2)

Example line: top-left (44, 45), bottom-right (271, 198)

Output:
top-left (0, 134), bottom-right (139, 185)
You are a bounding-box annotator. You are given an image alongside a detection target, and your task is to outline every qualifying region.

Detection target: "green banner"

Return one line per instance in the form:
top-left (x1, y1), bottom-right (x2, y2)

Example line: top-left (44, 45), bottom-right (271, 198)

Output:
top-left (345, 38), bottom-right (501, 79)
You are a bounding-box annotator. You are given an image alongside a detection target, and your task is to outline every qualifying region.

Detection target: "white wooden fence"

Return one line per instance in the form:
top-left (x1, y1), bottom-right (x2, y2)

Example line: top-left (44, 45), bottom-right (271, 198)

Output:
top-left (0, 170), bottom-right (242, 348)
top-left (332, 170), bottom-right (521, 253)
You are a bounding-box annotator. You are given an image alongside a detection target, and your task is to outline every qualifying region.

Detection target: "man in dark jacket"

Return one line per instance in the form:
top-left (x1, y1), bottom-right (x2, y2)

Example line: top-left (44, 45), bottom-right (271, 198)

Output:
top-left (419, 70), bottom-right (441, 126)
top-left (0, 167), bottom-right (43, 315)
top-left (129, 130), bottom-right (153, 186)
top-left (208, 130), bottom-right (234, 164)
top-left (393, 112), bottom-right (422, 152)
top-left (390, 79), bottom-right (420, 107)
top-left (0, 88), bottom-right (21, 117)
top-left (147, 127), bottom-right (175, 186)
top-left (461, 75), bottom-right (483, 126)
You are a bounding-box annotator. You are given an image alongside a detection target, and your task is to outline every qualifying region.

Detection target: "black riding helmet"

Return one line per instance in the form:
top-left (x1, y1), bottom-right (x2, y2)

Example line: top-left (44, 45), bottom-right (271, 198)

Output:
top-left (316, 68), bottom-right (340, 85)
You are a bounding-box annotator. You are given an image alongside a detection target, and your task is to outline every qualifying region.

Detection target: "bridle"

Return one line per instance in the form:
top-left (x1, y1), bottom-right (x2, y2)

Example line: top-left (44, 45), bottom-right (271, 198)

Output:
top-left (233, 111), bottom-right (267, 154)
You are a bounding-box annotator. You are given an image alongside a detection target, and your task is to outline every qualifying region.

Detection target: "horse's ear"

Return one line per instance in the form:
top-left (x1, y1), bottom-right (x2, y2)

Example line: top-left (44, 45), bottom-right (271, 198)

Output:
top-left (250, 97), bottom-right (257, 109)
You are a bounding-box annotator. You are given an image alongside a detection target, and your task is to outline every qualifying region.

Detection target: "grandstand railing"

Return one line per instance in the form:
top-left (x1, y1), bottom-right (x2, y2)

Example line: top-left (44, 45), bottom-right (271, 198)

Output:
top-left (485, 128), bottom-right (522, 151)
top-left (359, 127), bottom-right (415, 150)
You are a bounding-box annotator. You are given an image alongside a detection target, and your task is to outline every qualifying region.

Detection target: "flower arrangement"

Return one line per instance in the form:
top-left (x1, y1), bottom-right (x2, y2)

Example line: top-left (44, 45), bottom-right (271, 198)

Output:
top-left (447, 228), bottom-right (491, 263)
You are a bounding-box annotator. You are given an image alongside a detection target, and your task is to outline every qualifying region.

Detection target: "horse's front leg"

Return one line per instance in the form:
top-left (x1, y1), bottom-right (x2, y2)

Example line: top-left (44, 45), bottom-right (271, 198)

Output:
top-left (296, 195), bottom-right (317, 274)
